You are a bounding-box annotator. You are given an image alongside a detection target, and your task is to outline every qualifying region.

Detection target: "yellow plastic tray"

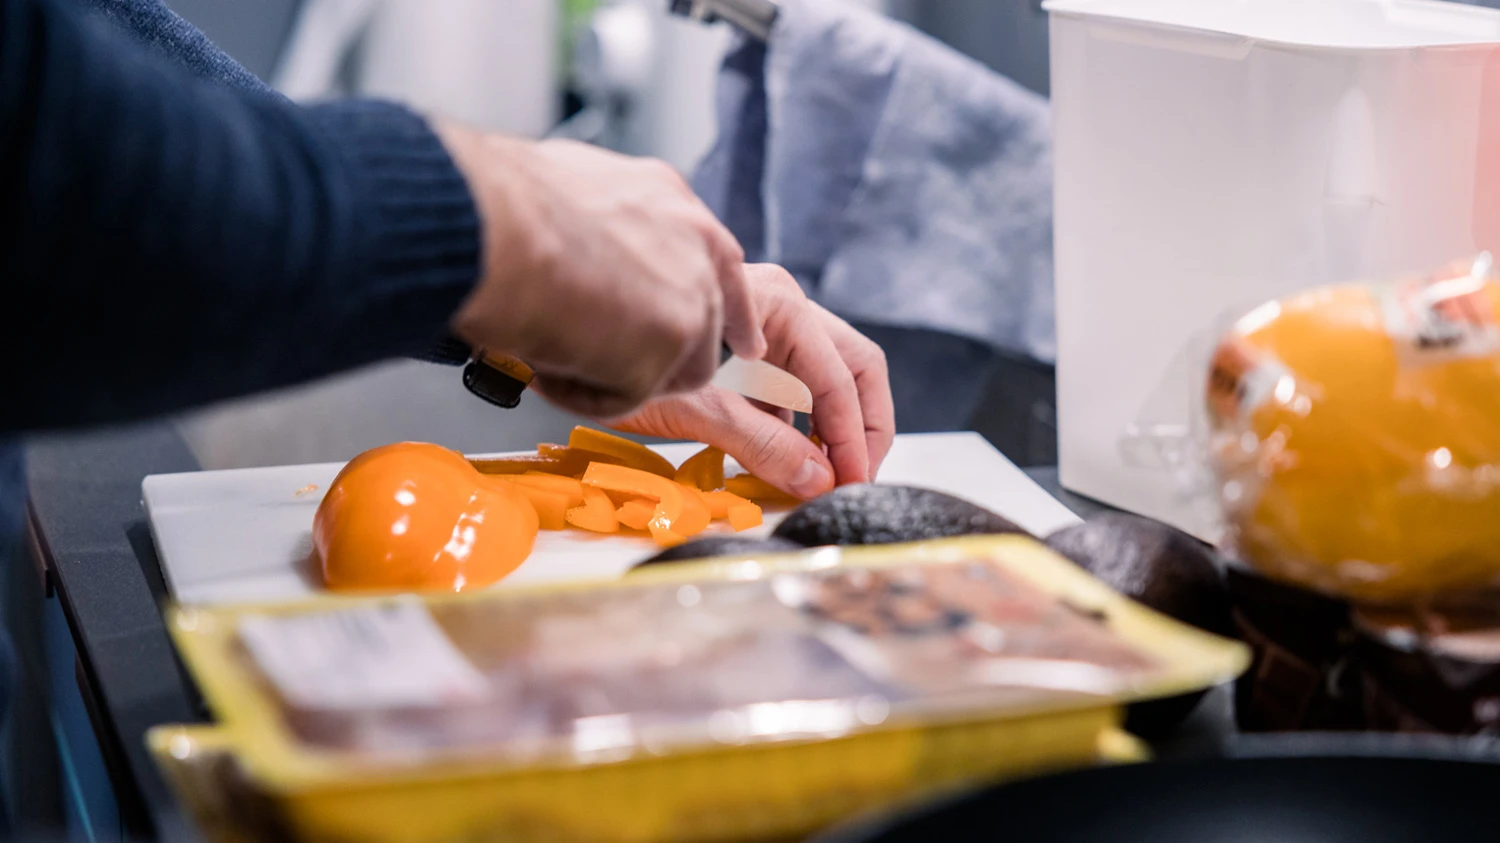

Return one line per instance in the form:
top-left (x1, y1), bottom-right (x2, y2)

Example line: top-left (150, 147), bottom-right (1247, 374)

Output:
top-left (153, 536), bottom-right (1247, 843)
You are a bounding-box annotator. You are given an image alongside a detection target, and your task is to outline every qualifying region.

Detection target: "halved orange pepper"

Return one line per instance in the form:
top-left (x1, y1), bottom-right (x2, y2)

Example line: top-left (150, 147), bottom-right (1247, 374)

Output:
top-left (702, 489), bottom-right (754, 520)
top-left (674, 445), bottom-right (725, 491)
top-left (615, 499), bottom-right (655, 531)
top-left (569, 427), bottom-right (677, 478)
top-left (497, 480), bottom-right (571, 530)
top-left (315, 442), bottom-right (538, 593)
top-left (724, 474), bottom-right (799, 503)
top-left (582, 463), bottom-right (693, 545)
top-left (566, 486), bottom-right (619, 534)
top-left (507, 473), bottom-right (585, 508)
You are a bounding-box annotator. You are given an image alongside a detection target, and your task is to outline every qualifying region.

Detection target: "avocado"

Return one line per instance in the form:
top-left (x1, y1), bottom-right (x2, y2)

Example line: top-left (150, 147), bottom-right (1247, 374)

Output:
top-left (631, 535), bottom-right (805, 570)
top-left (771, 485), bottom-right (1029, 547)
top-left (1045, 512), bottom-right (1234, 737)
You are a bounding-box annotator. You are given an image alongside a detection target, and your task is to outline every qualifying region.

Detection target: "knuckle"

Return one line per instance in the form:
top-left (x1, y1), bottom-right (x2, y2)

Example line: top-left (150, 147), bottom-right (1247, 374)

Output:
top-left (741, 425), bottom-right (783, 470)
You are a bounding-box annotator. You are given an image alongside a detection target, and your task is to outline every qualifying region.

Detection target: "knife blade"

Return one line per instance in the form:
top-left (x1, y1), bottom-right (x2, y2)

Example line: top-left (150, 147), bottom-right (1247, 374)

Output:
top-left (464, 346), bottom-right (814, 414)
top-left (709, 355), bottom-right (814, 413)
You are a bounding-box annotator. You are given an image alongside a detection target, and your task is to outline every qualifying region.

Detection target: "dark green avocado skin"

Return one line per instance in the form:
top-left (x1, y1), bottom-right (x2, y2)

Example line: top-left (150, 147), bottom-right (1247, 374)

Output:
top-left (1045, 512), bottom-right (1235, 737)
top-left (771, 484), bottom-right (1029, 547)
top-left (632, 536), bottom-right (806, 570)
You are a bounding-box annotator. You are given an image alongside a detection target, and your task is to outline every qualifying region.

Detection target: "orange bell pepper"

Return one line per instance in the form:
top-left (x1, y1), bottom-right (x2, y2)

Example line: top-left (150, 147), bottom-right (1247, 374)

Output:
top-left (315, 442), bottom-right (538, 592)
top-left (702, 489), bottom-right (754, 520)
top-left (497, 480), bottom-right (572, 530)
top-left (727, 502), bottom-right (763, 531)
top-left (724, 474), bottom-right (799, 503)
top-left (582, 463), bottom-right (695, 545)
top-left (469, 453), bottom-right (575, 476)
top-left (507, 473), bottom-right (585, 508)
top-left (673, 445), bottom-right (725, 491)
top-left (569, 427), bottom-right (677, 478)
top-left (566, 486), bottom-right (620, 534)
top-left (615, 499), bottom-right (655, 531)
top-left (678, 487), bottom-right (713, 535)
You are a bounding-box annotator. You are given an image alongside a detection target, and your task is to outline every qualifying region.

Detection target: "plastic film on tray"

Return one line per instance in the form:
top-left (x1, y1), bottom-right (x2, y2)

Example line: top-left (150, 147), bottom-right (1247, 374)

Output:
top-left (1132, 253), bottom-right (1500, 605)
top-left (228, 557), bottom-right (1159, 764)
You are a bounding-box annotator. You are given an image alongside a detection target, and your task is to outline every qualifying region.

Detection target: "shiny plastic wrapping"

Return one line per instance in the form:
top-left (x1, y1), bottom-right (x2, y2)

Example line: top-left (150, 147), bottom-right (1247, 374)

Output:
top-left (153, 536), bottom-right (1243, 843)
top-left (1201, 254), bottom-right (1500, 604)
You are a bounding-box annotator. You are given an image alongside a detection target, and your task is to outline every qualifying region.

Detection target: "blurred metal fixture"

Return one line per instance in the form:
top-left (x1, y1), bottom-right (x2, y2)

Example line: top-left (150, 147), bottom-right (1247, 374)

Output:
top-left (668, 0), bottom-right (778, 41)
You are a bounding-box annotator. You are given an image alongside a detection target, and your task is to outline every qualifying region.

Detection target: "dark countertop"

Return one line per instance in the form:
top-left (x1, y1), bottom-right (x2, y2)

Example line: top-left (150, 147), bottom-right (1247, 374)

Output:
top-left (21, 429), bottom-right (1223, 842)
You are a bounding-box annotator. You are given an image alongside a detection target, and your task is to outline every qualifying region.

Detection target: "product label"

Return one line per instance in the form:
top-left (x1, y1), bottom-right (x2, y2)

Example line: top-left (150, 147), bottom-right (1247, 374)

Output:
top-left (1379, 263), bottom-right (1499, 365)
top-left (1207, 337), bottom-right (1290, 422)
top-left (238, 601), bottom-right (490, 711)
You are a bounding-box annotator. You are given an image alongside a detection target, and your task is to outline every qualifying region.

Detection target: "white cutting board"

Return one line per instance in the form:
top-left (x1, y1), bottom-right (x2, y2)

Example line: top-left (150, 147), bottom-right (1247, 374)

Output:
top-left (144, 432), bottom-right (1081, 606)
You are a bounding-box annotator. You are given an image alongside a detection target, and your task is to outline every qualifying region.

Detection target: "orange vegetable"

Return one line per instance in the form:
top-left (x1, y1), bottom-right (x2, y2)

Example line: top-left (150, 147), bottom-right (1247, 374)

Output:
top-left (727, 502), bottom-right (763, 531)
top-left (498, 481), bottom-right (571, 530)
top-left (568, 427), bottom-right (677, 478)
top-left (648, 522), bottom-right (687, 547)
top-left (313, 442), bottom-right (538, 593)
top-left (468, 453), bottom-right (572, 476)
top-left (615, 499), bottom-right (655, 531)
top-left (536, 444), bottom-right (631, 475)
top-left (507, 473), bottom-right (585, 508)
top-left (566, 487), bottom-right (620, 534)
top-left (678, 487), bottom-right (713, 535)
top-left (582, 463), bottom-right (696, 545)
top-left (674, 445), bottom-right (725, 491)
top-left (724, 474), bottom-right (799, 503)
top-left (702, 490), bottom-right (754, 520)
top-left (474, 446), bottom-right (626, 478)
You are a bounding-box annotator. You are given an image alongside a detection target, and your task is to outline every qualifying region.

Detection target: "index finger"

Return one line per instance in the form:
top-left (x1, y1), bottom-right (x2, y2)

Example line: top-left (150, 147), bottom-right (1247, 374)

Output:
top-left (767, 302), bottom-right (869, 487)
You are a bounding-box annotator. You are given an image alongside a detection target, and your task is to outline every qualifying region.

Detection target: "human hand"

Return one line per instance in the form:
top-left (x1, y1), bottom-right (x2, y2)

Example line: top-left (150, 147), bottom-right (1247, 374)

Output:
top-left (608, 265), bottom-right (895, 498)
top-left (434, 123), bottom-right (766, 418)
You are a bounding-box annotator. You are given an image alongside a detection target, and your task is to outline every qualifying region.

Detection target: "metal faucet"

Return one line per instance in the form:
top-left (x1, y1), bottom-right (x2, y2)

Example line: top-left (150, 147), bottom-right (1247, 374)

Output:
top-left (667, 0), bottom-right (778, 41)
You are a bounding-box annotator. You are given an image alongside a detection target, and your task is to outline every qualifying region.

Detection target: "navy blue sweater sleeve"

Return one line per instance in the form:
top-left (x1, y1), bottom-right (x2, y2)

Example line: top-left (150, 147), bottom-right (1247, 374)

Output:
top-left (0, 0), bottom-right (482, 432)
top-left (77, 0), bottom-right (277, 94)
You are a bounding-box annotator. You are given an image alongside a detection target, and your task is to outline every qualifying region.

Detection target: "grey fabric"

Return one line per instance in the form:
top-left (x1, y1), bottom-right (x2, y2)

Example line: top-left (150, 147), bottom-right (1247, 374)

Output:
top-left (694, 0), bottom-right (1056, 363)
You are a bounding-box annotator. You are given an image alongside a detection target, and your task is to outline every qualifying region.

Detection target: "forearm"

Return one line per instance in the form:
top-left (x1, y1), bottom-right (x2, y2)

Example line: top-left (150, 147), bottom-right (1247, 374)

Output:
top-left (1, 0), bottom-right (481, 432)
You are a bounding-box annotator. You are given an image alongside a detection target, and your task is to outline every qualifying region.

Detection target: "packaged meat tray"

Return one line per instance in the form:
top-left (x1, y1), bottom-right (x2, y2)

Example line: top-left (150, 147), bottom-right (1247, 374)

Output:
top-left (153, 535), bottom-right (1247, 843)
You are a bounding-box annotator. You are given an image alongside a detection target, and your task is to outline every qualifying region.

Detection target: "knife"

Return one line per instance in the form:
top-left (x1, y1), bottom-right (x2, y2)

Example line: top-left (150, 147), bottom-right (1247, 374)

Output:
top-left (463, 346), bottom-right (814, 413)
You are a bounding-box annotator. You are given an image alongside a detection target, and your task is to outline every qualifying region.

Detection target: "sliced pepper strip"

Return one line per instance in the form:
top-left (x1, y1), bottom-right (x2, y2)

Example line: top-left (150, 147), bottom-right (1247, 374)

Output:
top-left (566, 486), bottom-right (620, 533)
top-left (582, 463), bottom-right (691, 545)
top-left (673, 445), bottom-right (725, 491)
top-left (569, 427), bottom-right (677, 478)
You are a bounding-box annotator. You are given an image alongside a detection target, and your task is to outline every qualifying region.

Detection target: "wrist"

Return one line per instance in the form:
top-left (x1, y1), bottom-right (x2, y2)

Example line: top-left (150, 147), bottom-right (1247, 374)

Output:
top-left (432, 121), bottom-right (556, 357)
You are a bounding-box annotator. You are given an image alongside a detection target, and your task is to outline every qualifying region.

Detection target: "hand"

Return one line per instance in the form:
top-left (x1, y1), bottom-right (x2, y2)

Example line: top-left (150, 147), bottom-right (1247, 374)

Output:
top-left (434, 123), bottom-right (766, 418)
top-left (609, 265), bottom-right (895, 498)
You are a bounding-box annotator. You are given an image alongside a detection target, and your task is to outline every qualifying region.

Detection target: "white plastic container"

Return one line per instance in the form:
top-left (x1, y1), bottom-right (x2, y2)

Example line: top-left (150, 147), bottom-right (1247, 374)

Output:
top-left (1046, 0), bottom-right (1500, 539)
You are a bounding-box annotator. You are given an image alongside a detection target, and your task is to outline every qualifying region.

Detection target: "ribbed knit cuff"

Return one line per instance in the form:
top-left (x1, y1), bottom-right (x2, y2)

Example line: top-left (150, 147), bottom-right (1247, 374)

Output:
top-left (302, 100), bottom-right (482, 362)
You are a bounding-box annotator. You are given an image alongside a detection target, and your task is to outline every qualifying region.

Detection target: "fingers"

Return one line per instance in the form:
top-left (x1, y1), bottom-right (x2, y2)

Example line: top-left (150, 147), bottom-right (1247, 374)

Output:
top-left (810, 302), bottom-right (896, 477)
top-left (743, 265), bottom-right (870, 486)
top-left (615, 389), bottom-right (835, 499)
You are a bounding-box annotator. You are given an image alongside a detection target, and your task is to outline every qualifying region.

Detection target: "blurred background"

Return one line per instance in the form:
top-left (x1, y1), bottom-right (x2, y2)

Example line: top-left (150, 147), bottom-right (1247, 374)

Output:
top-left (161, 0), bottom-right (1061, 472)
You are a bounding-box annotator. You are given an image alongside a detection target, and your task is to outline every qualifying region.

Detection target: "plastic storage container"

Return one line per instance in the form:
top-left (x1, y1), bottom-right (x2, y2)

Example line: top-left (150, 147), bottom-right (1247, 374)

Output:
top-left (152, 536), bottom-right (1246, 843)
top-left (1046, 0), bottom-right (1500, 539)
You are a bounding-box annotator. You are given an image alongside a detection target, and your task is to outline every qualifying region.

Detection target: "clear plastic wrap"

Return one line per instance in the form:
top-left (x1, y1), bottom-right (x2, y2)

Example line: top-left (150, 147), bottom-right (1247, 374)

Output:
top-left (1137, 253), bottom-right (1500, 605)
top-left (158, 537), bottom-right (1244, 843)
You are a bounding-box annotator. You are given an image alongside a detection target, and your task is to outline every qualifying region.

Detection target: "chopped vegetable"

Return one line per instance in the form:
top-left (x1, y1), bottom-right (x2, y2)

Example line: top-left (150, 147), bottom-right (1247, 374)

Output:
top-left (566, 486), bottom-right (620, 534)
top-left (568, 427), bottom-right (677, 478)
top-left (673, 445), bottom-right (725, 491)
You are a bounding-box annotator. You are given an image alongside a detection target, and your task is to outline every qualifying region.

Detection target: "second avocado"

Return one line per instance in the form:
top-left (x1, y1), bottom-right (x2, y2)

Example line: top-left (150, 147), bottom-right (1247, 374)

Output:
top-left (771, 484), bottom-right (1029, 547)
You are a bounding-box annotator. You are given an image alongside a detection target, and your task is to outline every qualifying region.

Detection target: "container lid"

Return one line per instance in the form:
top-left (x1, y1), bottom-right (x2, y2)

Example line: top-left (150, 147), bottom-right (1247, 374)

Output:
top-left (1044, 0), bottom-right (1500, 49)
